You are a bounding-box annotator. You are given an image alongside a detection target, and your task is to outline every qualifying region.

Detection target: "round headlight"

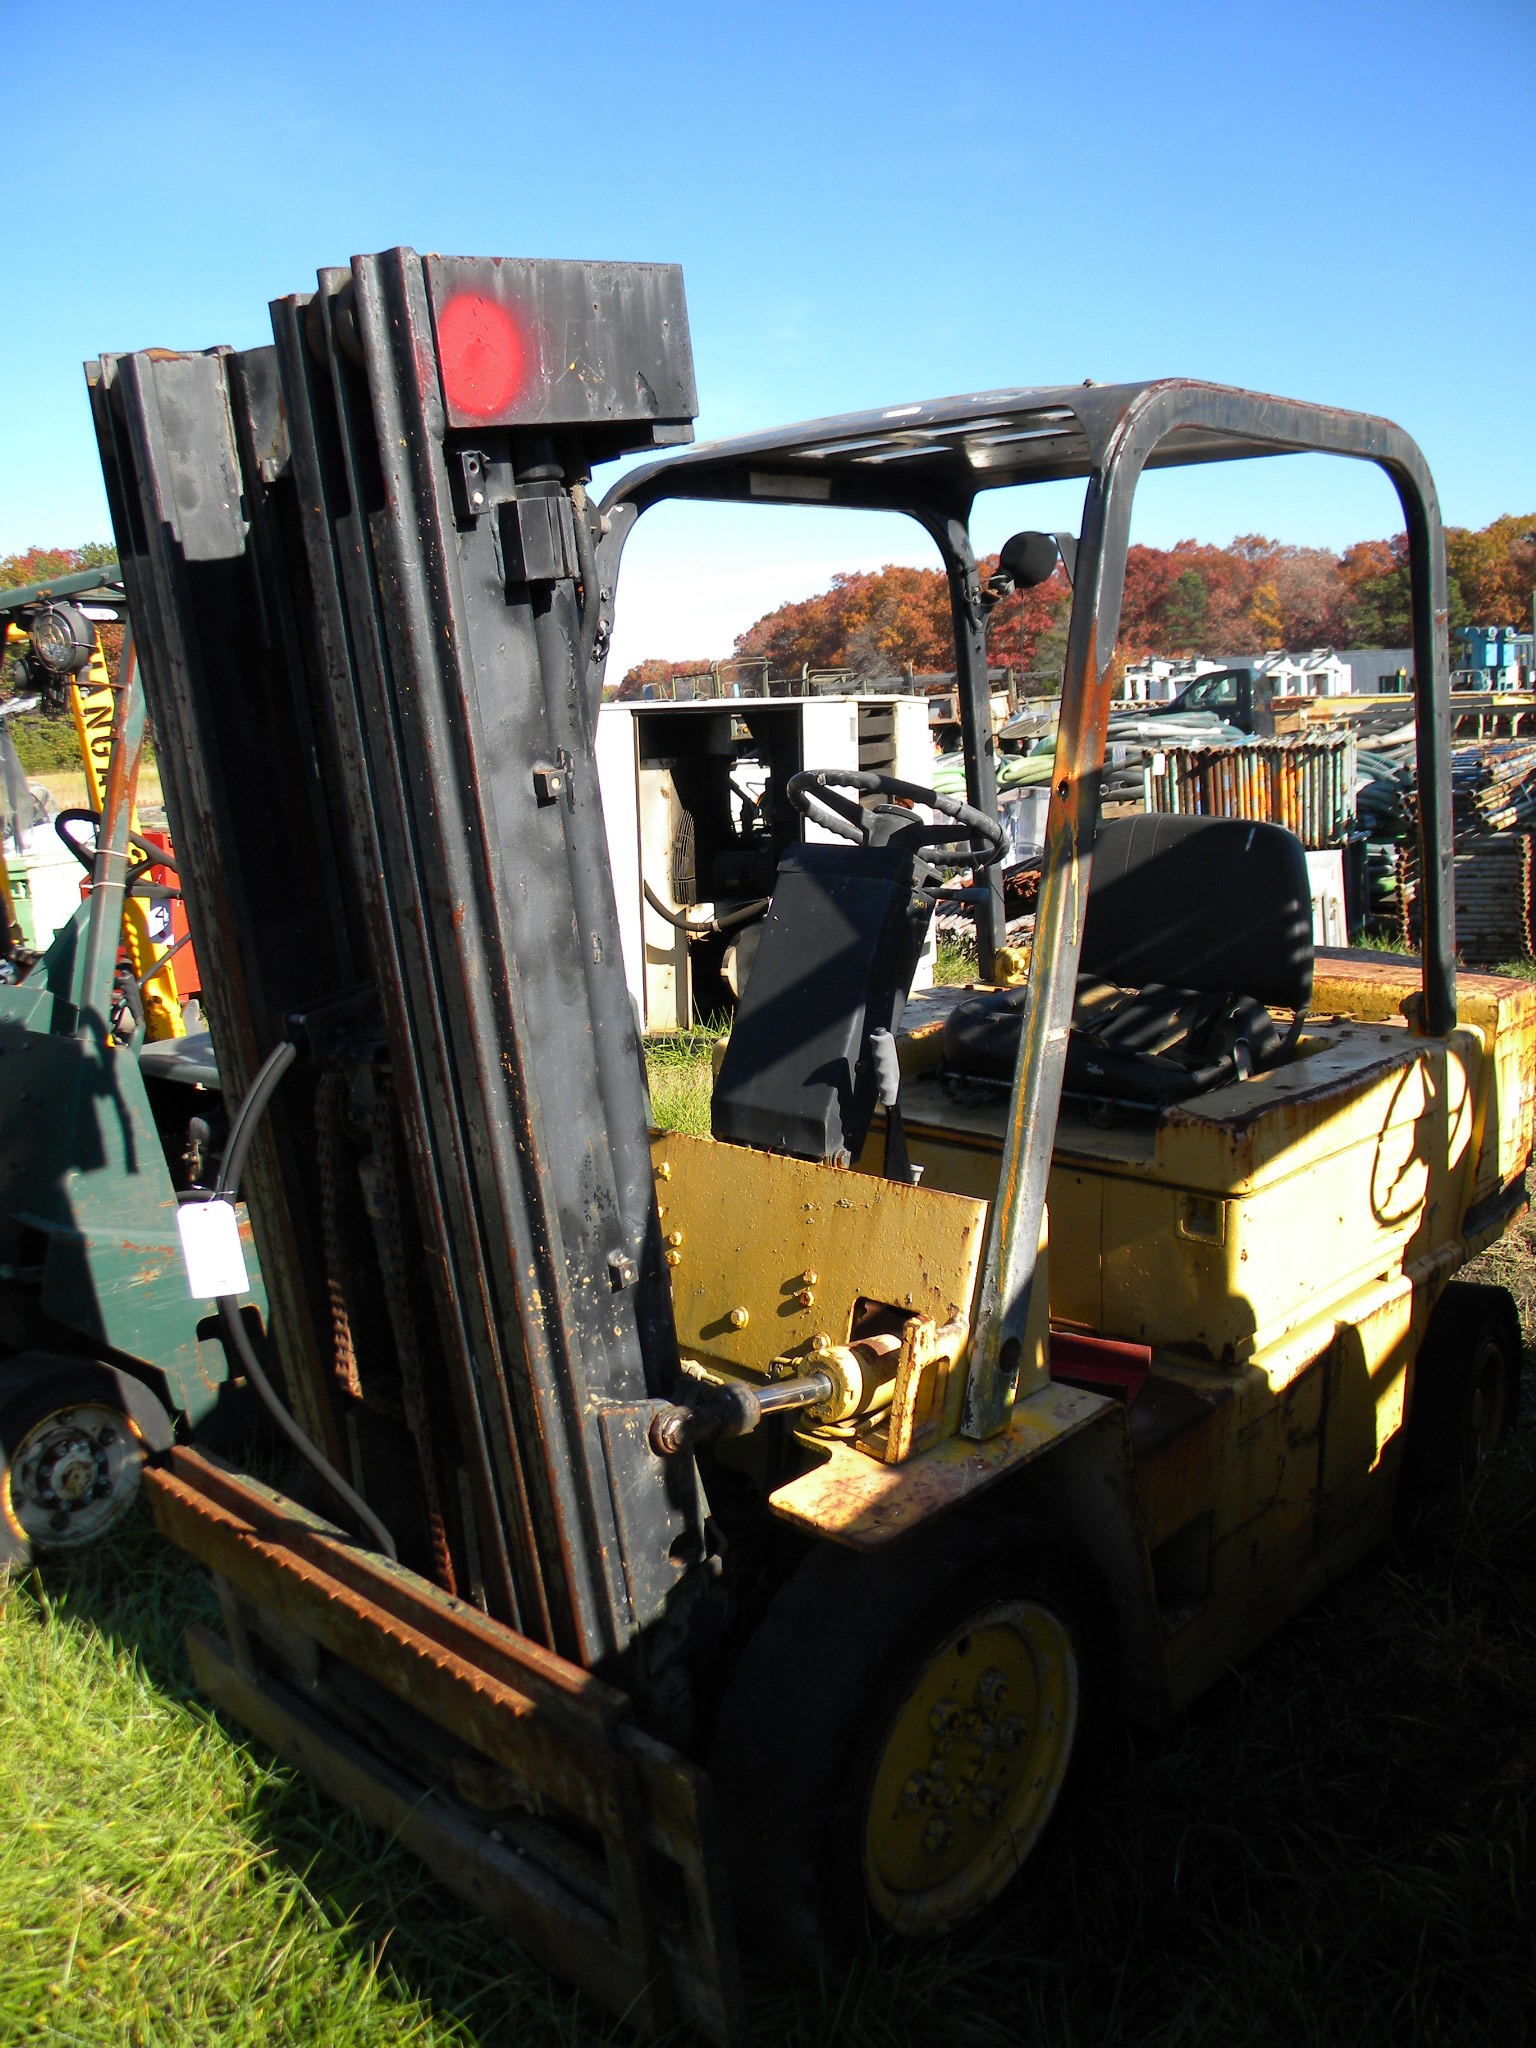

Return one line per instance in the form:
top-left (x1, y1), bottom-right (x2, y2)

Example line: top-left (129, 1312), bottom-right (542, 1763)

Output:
top-left (29, 603), bottom-right (96, 677)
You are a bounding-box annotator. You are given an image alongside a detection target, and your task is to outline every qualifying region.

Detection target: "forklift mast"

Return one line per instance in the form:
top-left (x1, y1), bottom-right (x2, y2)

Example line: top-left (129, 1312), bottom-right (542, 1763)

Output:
top-left (88, 253), bottom-right (708, 1677)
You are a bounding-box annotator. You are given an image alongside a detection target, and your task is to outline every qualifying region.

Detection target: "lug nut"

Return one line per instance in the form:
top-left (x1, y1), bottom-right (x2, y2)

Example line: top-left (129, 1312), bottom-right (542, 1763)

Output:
top-left (97, 1425), bottom-right (117, 1446)
top-left (998, 1715), bottom-right (1026, 1749)
top-left (796, 1287), bottom-right (815, 1307)
top-left (803, 1269), bottom-right (818, 1286)
top-left (665, 1249), bottom-right (681, 1267)
top-left (655, 1161), bottom-right (671, 1181)
top-left (921, 1819), bottom-right (953, 1856)
top-left (728, 1306), bottom-right (749, 1329)
top-left (666, 1229), bottom-right (683, 1247)
top-left (971, 1786), bottom-right (1004, 1822)
top-left (976, 1666), bottom-right (1008, 1707)
top-left (929, 1698), bottom-right (960, 1735)
top-left (900, 1773), bottom-right (931, 1812)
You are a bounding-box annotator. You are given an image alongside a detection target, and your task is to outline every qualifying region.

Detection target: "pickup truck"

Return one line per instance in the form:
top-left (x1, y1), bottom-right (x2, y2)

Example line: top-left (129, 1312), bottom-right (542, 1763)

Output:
top-left (1156, 665), bottom-right (1271, 733)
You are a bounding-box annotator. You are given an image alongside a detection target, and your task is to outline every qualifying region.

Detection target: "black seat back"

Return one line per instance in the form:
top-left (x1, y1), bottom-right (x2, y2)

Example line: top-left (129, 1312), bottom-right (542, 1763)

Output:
top-left (1082, 815), bottom-right (1313, 1011)
top-left (711, 841), bottom-right (931, 1162)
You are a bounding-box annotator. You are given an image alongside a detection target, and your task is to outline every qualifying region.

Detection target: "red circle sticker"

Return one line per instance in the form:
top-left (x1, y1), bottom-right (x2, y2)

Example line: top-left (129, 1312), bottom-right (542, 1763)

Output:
top-left (436, 292), bottom-right (526, 419)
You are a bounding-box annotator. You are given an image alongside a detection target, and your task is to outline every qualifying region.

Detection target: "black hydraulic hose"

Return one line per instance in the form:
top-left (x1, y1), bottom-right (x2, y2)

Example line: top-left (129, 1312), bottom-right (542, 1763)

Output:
top-left (212, 1039), bottom-right (397, 1560)
top-left (642, 880), bottom-right (770, 936)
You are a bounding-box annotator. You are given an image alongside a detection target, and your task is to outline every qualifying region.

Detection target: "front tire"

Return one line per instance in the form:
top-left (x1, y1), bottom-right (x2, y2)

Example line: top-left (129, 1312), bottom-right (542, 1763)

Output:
top-left (709, 1509), bottom-right (1105, 1968)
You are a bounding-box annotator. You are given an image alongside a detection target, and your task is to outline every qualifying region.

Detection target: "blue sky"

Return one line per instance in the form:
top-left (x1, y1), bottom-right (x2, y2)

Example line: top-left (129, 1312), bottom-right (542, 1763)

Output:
top-left (2, 0), bottom-right (1530, 670)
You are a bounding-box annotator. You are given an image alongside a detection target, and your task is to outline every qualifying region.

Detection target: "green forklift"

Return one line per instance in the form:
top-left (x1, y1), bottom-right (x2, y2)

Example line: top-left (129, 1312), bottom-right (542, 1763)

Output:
top-left (0, 593), bottom-right (266, 1567)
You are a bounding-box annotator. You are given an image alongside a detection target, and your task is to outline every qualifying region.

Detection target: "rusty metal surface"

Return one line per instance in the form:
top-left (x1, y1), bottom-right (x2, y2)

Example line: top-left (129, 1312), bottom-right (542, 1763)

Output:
top-left (187, 1626), bottom-right (738, 2041)
top-left (155, 1449), bottom-right (623, 1723)
top-left (767, 1380), bottom-right (1108, 1547)
top-left (145, 1449), bottom-right (743, 2040)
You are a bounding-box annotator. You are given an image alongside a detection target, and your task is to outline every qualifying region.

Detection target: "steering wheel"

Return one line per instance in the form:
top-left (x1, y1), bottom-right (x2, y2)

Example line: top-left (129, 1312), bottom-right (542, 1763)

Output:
top-left (55, 810), bottom-right (182, 900)
top-left (786, 769), bottom-right (1005, 871)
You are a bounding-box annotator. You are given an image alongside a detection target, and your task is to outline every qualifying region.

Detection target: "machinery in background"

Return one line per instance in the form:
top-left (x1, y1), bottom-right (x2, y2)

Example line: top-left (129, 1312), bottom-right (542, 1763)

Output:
top-left (597, 692), bottom-right (935, 1030)
top-left (1, 567), bottom-right (197, 1034)
top-left (0, 589), bottom-right (264, 1567)
top-left (89, 252), bottom-right (1531, 2038)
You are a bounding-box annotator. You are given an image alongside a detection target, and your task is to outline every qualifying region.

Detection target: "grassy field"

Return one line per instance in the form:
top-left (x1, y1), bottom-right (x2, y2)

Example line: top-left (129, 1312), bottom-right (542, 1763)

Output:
top-left (4, 1037), bottom-right (1536, 2045)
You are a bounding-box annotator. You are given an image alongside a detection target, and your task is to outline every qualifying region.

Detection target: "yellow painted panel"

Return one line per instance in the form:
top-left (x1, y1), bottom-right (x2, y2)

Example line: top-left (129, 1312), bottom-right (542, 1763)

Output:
top-left (652, 1131), bottom-right (988, 1375)
top-left (770, 1381), bottom-right (1109, 1548)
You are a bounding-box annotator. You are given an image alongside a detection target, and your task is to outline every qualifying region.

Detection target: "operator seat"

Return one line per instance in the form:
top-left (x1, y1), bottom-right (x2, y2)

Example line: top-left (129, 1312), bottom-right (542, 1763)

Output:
top-left (943, 815), bottom-right (1314, 1105)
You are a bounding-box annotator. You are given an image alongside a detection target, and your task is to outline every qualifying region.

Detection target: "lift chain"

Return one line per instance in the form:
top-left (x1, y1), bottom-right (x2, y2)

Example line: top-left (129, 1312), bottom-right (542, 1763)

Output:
top-left (315, 1070), bottom-right (365, 1400)
top-left (365, 1095), bottom-right (458, 1597)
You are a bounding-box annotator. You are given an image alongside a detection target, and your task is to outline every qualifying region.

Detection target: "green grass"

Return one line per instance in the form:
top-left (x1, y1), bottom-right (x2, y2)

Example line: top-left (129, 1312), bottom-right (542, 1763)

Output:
top-left (935, 933), bottom-right (979, 985)
top-left (5, 1211), bottom-right (1536, 2042)
top-left (0, 1525), bottom-right (607, 2047)
top-left (644, 1025), bottom-right (722, 1138)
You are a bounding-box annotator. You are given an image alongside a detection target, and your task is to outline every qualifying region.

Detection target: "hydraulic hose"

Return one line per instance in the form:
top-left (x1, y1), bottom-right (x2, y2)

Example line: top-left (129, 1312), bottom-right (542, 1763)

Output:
top-left (212, 1038), bottom-right (397, 1560)
top-left (642, 880), bottom-right (770, 936)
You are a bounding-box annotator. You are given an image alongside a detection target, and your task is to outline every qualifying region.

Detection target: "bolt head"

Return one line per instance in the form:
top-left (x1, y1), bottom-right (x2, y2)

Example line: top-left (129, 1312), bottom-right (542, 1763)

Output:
top-left (900, 1773), bottom-right (931, 1812)
top-left (971, 1786), bottom-right (1004, 1822)
top-left (999, 1715), bottom-right (1026, 1749)
top-left (928, 1698), bottom-right (960, 1735)
top-left (728, 1306), bottom-right (749, 1329)
top-left (607, 1250), bottom-right (638, 1290)
top-left (975, 1666), bottom-right (1008, 1707)
top-left (665, 1249), bottom-right (681, 1268)
top-left (796, 1287), bottom-right (815, 1308)
top-left (921, 1819), bottom-right (954, 1856)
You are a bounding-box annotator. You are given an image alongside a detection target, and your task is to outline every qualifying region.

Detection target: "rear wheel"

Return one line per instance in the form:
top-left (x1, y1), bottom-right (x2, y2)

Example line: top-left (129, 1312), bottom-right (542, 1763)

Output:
top-left (710, 1510), bottom-right (1104, 1967)
top-left (0, 1358), bottom-right (172, 1567)
top-left (1404, 1282), bottom-right (1522, 1498)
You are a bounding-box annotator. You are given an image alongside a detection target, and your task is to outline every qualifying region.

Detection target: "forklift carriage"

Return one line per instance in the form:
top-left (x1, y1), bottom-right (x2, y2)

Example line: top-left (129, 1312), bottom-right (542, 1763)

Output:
top-left (83, 251), bottom-right (1533, 2035)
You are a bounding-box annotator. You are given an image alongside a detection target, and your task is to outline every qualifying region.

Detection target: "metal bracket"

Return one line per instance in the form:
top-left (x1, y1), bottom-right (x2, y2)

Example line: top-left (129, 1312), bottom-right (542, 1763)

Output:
top-left (496, 489), bottom-right (579, 587)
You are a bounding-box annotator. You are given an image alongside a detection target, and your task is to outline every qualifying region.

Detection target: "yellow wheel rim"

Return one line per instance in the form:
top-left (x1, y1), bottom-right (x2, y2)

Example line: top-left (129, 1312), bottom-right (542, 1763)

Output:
top-left (862, 1597), bottom-right (1078, 1935)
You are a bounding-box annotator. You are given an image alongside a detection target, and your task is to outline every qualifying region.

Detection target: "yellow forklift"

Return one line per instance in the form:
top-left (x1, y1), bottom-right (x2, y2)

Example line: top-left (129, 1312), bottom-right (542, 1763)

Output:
top-left (1, 566), bottom-right (192, 1036)
top-left (88, 253), bottom-right (1532, 2036)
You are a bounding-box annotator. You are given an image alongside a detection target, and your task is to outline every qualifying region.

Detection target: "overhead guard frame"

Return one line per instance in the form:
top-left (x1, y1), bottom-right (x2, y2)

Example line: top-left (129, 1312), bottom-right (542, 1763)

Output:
top-left (599, 377), bottom-right (1455, 1438)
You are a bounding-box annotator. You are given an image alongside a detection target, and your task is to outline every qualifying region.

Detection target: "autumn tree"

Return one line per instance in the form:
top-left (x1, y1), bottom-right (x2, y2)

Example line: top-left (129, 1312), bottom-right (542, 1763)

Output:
top-left (618, 514), bottom-right (1535, 683)
top-left (0, 541), bottom-right (117, 590)
top-left (1446, 516), bottom-right (1536, 629)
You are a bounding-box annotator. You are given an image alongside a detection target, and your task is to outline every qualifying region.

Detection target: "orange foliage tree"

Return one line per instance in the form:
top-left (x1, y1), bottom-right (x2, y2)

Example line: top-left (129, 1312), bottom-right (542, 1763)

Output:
top-left (616, 515), bottom-right (1534, 692)
top-left (0, 542), bottom-right (117, 590)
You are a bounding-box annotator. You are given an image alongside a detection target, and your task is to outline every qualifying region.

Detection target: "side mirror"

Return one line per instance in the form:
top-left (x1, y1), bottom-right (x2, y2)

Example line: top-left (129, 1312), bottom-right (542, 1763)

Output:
top-left (998, 531), bottom-right (1060, 591)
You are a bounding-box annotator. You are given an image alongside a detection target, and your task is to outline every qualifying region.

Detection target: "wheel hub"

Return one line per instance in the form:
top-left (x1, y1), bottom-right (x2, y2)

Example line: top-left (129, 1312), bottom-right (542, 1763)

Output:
top-left (862, 1598), bottom-right (1078, 1934)
top-left (7, 1403), bottom-right (142, 1549)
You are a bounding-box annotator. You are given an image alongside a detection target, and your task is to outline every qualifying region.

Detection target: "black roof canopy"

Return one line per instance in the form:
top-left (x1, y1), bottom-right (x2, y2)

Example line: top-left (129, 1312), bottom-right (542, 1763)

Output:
top-left (605, 377), bottom-right (1411, 521)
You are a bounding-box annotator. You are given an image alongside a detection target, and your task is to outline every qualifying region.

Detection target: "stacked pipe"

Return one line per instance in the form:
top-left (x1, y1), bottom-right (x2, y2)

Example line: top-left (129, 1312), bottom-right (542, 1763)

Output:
top-left (1139, 733), bottom-right (1357, 849)
top-left (1400, 833), bottom-right (1534, 967)
top-left (1450, 741), bottom-right (1536, 838)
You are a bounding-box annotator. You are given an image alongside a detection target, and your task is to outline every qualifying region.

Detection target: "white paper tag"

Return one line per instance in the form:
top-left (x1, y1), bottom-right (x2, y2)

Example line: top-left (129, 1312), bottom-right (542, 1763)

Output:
top-left (177, 1199), bottom-right (251, 1300)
